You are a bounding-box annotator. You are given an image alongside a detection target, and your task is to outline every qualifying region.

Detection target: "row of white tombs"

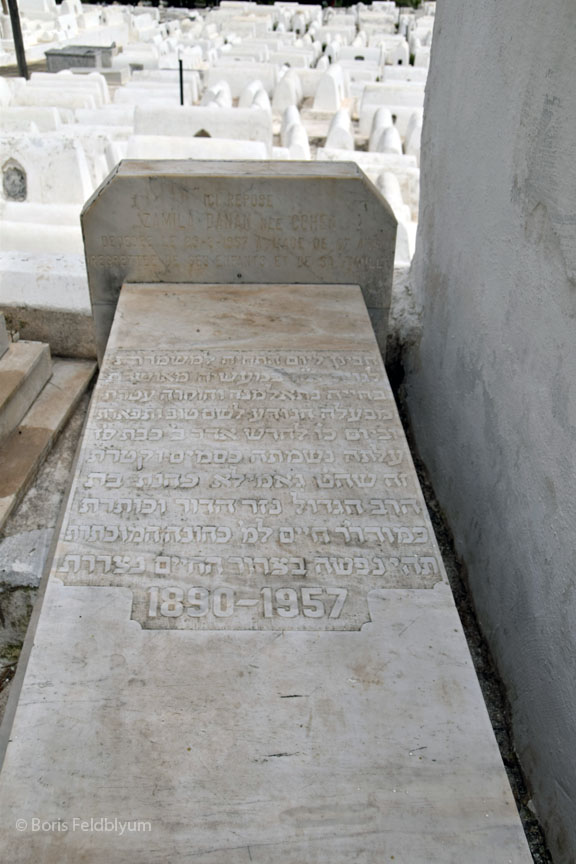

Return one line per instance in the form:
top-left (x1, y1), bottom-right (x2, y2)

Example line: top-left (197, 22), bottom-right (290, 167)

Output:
top-left (1, 2), bottom-right (435, 293)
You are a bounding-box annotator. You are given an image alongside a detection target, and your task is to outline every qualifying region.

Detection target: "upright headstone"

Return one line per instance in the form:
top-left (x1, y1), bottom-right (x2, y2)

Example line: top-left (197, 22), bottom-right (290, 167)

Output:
top-left (81, 161), bottom-right (398, 362)
top-left (325, 108), bottom-right (354, 150)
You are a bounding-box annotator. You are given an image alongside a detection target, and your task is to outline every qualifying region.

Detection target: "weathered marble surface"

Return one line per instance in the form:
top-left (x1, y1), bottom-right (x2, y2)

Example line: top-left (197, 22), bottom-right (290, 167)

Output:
top-left (81, 162), bottom-right (397, 362)
top-left (0, 284), bottom-right (531, 862)
top-left (57, 284), bottom-right (441, 632)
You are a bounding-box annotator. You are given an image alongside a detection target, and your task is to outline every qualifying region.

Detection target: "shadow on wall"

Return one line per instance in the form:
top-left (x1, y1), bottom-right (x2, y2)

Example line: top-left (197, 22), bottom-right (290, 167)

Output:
top-left (402, 1), bottom-right (576, 861)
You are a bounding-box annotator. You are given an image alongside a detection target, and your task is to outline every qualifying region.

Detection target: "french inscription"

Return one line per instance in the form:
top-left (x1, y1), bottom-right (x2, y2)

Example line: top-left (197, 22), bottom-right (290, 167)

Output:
top-left (83, 168), bottom-right (398, 361)
top-left (56, 350), bottom-right (442, 630)
top-left (92, 200), bottom-right (384, 276)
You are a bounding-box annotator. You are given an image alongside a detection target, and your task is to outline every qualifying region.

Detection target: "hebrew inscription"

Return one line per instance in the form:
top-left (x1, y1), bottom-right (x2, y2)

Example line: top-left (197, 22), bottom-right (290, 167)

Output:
top-left (57, 349), bottom-right (442, 630)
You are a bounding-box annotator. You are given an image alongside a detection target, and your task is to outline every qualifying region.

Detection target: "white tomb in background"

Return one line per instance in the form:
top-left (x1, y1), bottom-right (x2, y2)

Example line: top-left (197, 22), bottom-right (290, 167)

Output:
top-left (1, 2), bottom-right (427, 353)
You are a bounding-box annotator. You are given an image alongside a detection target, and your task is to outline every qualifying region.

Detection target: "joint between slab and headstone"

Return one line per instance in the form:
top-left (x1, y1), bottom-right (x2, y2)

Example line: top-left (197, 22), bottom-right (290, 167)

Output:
top-left (81, 160), bottom-right (397, 364)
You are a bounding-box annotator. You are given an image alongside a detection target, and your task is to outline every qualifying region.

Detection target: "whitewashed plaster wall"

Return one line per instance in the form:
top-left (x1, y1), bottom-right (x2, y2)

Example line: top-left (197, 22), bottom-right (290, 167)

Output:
top-left (403, 2), bottom-right (576, 861)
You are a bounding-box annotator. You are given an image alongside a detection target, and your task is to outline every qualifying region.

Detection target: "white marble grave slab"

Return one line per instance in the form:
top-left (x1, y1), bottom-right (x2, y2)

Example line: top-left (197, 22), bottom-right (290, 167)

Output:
top-left (0, 283), bottom-right (531, 862)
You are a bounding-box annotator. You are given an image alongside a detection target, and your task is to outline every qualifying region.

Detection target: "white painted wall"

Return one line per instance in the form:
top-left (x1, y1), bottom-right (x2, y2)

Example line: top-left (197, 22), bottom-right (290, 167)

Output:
top-left (404, 2), bottom-right (576, 861)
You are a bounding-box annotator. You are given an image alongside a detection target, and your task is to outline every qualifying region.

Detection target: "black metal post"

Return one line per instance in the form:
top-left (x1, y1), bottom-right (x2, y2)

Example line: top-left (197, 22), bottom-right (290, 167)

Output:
top-left (7, 0), bottom-right (28, 80)
top-left (179, 58), bottom-right (184, 106)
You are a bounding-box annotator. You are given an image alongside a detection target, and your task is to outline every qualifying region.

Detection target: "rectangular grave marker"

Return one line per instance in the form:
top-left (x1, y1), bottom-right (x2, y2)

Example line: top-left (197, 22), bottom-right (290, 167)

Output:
top-left (81, 161), bottom-right (398, 362)
top-left (0, 282), bottom-right (531, 862)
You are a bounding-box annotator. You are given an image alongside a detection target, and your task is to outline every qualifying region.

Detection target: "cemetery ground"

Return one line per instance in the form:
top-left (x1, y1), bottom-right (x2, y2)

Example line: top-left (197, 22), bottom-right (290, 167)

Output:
top-left (0, 364), bottom-right (552, 863)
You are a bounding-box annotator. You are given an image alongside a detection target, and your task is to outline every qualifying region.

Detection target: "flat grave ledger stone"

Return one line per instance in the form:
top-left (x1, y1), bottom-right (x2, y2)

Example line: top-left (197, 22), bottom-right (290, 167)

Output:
top-left (0, 283), bottom-right (532, 861)
top-left (57, 284), bottom-right (442, 633)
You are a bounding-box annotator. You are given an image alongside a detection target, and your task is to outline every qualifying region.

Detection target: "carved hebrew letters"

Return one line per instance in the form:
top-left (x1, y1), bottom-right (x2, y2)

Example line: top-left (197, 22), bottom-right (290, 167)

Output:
top-left (57, 349), bottom-right (442, 630)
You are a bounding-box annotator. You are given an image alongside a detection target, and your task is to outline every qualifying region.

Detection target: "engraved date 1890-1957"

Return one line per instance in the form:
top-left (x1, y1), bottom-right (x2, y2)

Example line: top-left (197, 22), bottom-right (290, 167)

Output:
top-left (147, 585), bottom-right (348, 620)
